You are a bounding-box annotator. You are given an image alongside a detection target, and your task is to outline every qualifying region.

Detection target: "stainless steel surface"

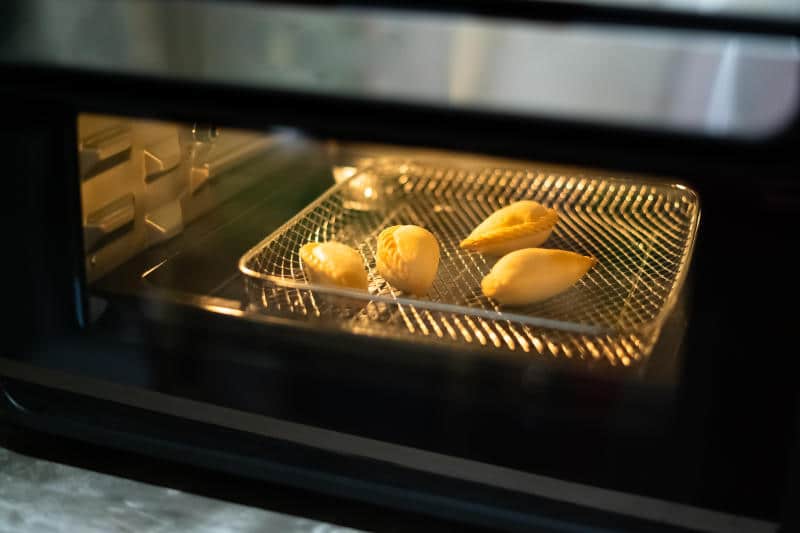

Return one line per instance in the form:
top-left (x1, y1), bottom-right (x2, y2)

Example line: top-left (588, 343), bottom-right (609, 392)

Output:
top-left (84, 193), bottom-right (135, 252)
top-left (78, 124), bottom-right (131, 179)
top-left (547, 0), bottom-right (800, 20)
top-left (189, 136), bottom-right (276, 194)
top-left (78, 113), bottom-right (299, 281)
top-left (2, 0), bottom-right (798, 138)
top-left (144, 135), bottom-right (181, 179)
top-left (0, 445), bottom-right (361, 533)
top-left (240, 161), bottom-right (699, 365)
top-left (79, 115), bottom-right (147, 282)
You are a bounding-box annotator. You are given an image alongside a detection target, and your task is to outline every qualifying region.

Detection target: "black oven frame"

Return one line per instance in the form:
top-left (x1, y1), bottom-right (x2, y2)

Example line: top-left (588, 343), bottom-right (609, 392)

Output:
top-left (1, 3), bottom-right (800, 530)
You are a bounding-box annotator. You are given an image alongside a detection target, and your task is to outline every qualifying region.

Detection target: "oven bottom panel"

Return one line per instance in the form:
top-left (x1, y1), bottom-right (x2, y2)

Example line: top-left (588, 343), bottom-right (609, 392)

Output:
top-left (1, 377), bottom-right (774, 533)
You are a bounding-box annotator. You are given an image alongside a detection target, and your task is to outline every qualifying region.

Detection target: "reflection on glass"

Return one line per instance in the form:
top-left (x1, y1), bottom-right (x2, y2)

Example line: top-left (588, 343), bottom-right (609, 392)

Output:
top-left (546, 0), bottom-right (800, 21)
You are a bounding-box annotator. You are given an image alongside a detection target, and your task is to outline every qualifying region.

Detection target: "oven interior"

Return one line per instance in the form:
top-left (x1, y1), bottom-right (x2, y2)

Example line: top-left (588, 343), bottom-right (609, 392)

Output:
top-left (81, 112), bottom-right (696, 382)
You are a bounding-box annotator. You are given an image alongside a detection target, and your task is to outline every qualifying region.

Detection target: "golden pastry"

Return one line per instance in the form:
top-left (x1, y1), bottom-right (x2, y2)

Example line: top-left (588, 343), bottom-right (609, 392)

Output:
top-left (460, 200), bottom-right (558, 256)
top-left (299, 241), bottom-right (368, 290)
top-left (481, 248), bottom-right (596, 306)
top-left (376, 225), bottom-right (440, 296)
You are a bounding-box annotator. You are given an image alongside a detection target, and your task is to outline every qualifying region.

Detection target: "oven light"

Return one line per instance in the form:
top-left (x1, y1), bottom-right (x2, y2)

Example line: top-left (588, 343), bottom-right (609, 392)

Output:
top-left (333, 166), bottom-right (358, 183)
top-left (202, 303), bottom-right (244, 317)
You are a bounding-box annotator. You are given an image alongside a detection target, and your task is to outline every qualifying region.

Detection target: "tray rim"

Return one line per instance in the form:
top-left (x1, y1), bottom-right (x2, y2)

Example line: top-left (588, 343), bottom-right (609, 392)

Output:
top-left (238, 162), bottom-right (701, 338)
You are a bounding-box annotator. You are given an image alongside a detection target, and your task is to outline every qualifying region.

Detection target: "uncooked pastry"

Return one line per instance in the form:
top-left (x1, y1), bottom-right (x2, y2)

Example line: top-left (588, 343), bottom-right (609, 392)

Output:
top-left (299, 241), bottom-right (368, 290)
top-left (460, 200), bottom-right (558, 256)
top-left (481, 248), bottom-right (596, 305)
top-left (376, 225), bottom-right (440, 296)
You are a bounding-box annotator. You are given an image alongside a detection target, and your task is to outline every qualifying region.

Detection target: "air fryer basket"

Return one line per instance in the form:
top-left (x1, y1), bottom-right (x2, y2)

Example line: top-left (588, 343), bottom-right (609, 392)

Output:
top-left (240, 161), bottom-right (699, 366)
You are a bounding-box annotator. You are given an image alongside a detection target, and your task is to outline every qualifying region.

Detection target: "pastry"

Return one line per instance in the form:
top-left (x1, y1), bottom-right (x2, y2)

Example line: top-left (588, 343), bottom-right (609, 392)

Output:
top-left (460, 200), bottom-right (558, 256)
top-left (481, 248), bottom-right (596, 305)
top-left (376, 225), bottom-right (440, 296)
top-left (299, 241), bottom-right (368, 290)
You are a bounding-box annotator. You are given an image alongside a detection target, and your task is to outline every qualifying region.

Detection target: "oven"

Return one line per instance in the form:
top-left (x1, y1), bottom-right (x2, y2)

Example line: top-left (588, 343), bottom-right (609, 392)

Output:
top-left (1, 0), bottom-right (799, 531)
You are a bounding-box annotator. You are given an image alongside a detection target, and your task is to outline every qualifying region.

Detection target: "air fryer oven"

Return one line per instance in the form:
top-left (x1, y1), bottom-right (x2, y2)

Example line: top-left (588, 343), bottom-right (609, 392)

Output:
top-left (2, 1), bottom-right (799, 531)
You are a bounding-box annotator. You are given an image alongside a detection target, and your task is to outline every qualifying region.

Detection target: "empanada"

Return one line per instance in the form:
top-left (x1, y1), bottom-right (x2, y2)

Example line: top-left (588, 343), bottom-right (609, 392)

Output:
top-left (299, 241), bottom-right (368, 290)
top-left (376, 225), bottom-right (440, 296)
top-left (460, 200), bottom-right (558, 256)
top-left (481, 248), bottom-right (595, 305)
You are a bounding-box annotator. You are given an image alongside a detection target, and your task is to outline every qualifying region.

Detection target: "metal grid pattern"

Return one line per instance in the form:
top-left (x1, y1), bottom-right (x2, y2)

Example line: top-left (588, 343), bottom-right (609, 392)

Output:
top-left (240, 162), bottom-right (699, 366)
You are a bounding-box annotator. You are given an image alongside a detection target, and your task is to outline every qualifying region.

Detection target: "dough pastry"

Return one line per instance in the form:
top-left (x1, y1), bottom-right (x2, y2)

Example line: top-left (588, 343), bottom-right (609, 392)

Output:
top-left (299, 241), bottom-right (368, 290)
top-left (460, 200), bottom-right (558, 256)
top-left (481, 248), bottom-right (596, 305)
top-left (376, 225), bottom-right (440, 296)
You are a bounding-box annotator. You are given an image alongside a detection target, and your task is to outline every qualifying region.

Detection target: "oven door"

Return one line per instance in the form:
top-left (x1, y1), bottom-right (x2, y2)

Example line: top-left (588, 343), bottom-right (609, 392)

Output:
top-left (2, 1), bottom-right (799, 532)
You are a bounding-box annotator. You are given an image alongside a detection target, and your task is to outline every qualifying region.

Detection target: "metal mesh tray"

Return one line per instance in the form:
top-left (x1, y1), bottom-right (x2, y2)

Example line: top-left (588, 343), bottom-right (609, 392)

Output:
top-left (239, 161), bottom-right (699, 366)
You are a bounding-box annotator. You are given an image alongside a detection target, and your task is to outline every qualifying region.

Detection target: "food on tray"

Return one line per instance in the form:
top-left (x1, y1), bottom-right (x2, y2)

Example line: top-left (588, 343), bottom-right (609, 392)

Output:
top-left (460, 200), bottom-right (558, 256)
top-left (376, 225), bottom-right (440, 296)
top-left (299, 241), bottom-right (368, 290)
top-left (481, 248), bottom-right (596, 305)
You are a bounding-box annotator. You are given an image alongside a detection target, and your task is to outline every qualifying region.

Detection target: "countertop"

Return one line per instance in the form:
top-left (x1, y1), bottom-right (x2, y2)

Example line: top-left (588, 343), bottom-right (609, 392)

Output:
top-left (0, 445), bottom-right (361, 533)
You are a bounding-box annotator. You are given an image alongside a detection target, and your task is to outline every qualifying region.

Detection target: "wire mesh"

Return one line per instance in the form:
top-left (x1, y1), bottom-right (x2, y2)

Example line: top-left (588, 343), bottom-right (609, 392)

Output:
top-left (239, 161), bottom-right (699, 366)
